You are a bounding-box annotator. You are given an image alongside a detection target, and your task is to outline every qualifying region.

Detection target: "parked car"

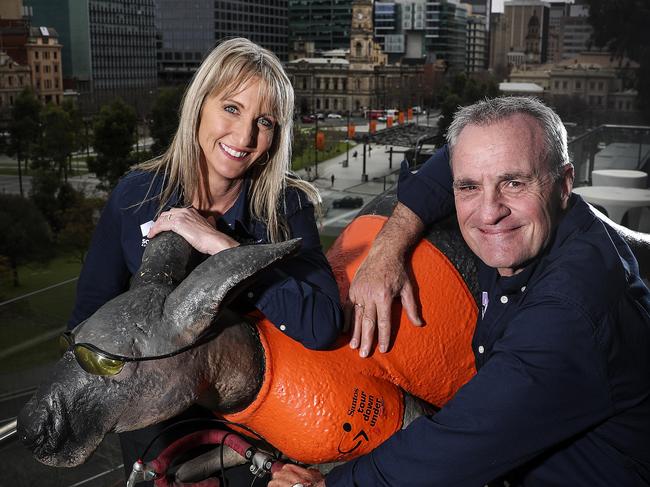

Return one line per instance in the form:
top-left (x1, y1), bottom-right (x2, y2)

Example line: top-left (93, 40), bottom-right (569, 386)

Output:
top-left (332, 196), bottom-right (364, 209)
top-left (377, 115), bottom-right (387, 122)
top-left (327, 113), bottom-right (342, 119)
top-left (301, 115), bottom-right (315, 123)
top-left (315, 113), bottom-right (325, 120)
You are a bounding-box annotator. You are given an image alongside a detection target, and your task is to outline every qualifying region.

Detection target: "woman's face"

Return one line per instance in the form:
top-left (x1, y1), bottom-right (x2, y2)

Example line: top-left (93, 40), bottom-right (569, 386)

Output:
top-left (197, 77), bottom-right (276, 184)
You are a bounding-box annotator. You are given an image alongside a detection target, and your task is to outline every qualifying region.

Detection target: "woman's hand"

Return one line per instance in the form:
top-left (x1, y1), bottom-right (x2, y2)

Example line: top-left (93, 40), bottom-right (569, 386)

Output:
top-left (268, 463), bottom-right (326, 487)
top-left (147, 207), bottom-right (240, 255)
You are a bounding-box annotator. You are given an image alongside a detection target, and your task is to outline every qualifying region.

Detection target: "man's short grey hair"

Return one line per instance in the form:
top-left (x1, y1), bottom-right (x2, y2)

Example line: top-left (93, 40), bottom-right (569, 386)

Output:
top-left (446, 96), bottom-right (572, 178)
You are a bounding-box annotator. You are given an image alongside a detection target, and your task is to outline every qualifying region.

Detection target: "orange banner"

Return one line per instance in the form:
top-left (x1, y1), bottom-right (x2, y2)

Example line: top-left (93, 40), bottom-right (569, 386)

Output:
top-left (316, 131), bottom-right (325, 151)
top-left (369, 120), bottom-right (377, 134)
top-left (407, 108), bottom-right (413, 120)
top-left (398, 112), bottom-right (405, 124)
top-left (387, 116), bottom-right (393, 128)
top-left (347, 124), bottom-right (356, 138)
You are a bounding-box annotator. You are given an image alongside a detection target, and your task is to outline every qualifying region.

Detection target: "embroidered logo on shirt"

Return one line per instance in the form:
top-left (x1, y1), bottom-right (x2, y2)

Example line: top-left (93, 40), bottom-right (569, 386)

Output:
top-left (140, 220), bottom-right (153, 247)
top-left (481, 291), bottom-right (489, 319)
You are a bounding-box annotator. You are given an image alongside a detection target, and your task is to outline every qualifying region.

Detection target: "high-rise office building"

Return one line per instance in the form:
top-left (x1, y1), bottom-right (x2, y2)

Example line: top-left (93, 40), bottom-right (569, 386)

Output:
top-left (289, 0), bottom-right (354, 52)
top-left (372, 0), bottom-right (469, 71)
top-left (157, 0), bottom-right (288, 82)
top-left (466, 8), bottom-right (488, 72)
top-left (24, 0), bottom-right (157, 112)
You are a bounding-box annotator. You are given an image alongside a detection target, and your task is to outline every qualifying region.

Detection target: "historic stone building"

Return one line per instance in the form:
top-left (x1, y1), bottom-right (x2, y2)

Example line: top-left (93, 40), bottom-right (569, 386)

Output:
top-left (0, 51), bottom-right (31, 114)
top-left (286, 0), bottom-right (426, 115)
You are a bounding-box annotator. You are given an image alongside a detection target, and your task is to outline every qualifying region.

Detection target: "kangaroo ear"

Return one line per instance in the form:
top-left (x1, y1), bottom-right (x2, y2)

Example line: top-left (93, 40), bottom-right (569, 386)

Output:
top-left (131, 231), bottom-right (195, 288)
top-left (162, 239), bottom-right (301, 346)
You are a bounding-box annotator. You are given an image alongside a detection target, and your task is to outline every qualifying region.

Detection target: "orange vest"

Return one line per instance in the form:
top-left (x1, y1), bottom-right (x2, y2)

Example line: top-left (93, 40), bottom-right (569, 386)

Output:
top-left (222, 215), bottom-right (477, 464)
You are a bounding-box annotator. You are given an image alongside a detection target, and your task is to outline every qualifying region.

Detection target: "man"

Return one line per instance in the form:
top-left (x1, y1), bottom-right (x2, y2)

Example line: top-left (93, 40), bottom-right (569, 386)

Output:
top-left (270, 97), bottom-right (650, 486)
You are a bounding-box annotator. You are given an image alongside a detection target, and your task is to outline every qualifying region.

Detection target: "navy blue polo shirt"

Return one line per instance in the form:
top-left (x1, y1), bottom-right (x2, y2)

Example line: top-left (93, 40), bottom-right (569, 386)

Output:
top-left (327, 148), bottom-right (650, 486)
top-left (69, 170), bottom-right (342, 350)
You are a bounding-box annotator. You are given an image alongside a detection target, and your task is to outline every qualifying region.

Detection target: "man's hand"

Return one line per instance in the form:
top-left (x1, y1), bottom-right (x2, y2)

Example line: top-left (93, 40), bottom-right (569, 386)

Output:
top-left (347, 203), bottom-right (425, 357)
top-left (148, 207), bottom-right (239, 255)
top-left (269, 463), bottom-right (326, 487)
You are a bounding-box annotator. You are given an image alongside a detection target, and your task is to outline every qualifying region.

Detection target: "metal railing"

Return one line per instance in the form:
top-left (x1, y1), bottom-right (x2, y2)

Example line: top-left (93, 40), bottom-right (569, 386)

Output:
top-left (568, 124), bottom-right (650, 187)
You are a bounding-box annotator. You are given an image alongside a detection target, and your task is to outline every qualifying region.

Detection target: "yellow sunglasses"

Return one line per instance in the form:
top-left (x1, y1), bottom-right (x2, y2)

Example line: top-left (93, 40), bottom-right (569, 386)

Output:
top-left (58, 328), bottom-right (220, 377)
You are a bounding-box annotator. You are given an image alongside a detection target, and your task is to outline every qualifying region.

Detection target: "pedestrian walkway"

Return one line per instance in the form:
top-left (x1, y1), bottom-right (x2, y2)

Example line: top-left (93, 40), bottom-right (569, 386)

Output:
top-left (296, 142), bottom-right (411, 196)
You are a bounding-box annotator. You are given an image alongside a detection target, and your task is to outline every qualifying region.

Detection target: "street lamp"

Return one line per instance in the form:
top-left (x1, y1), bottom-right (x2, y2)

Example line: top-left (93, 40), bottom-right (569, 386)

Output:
top-left (345, 109), bottom-right (350, 168)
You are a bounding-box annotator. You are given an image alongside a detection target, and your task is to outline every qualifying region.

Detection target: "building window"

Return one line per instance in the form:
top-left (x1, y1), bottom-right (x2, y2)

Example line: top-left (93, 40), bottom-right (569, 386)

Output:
top-left (355, 42), bottom-right (363, 57)
top-left (575, 81), bottom-right (581, 89)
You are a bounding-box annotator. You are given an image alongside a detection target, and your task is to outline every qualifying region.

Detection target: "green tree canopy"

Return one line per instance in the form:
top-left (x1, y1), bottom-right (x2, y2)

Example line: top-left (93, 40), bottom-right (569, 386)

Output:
top-left (7, 89), bottom-right (41, 196)
top-left (88, 98), bottom-right (137, 190)
top-left (149, 86), bottom-right (184, 157)
top-left (58, 194), bottom-right (103, 264)
top-left (0, 194), bottom-right (52, 286)
top-left (34, 104), bottom-right (74, 180)
top-left (433, 73), bottom-right (499, 146)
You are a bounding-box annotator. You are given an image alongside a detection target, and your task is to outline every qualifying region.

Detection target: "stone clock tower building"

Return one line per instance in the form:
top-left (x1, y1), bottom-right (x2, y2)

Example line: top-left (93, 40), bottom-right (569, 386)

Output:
top-left (286, 0), bottom-right (425, 116)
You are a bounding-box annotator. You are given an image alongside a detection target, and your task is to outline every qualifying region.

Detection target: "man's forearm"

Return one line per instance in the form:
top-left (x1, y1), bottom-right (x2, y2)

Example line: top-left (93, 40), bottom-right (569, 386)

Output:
top-left (369, 202), bottom-right (425, 260)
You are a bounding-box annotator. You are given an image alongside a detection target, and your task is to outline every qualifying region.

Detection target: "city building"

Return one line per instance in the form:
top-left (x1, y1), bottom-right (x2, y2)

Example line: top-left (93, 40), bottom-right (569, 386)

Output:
top-left (372, 0), bottom-right (470, 71)
top-left (0, 2), bottom-right (64, 106)
top-left (24, 0), bottom-right (157, 113)
top-left (508, 52), bottom-right (639, 117)
top-left (25, 26), bottom-right (64, 104)
top-left (466, 6), bottom-right (488, 72)
top-left (0, 51), bottom-right (31, 113)
top-left (289, 0), bottom-right (353, 53)
top-left (287, 0), bottom-right (426, 115)
top-left (157, 0), bottom-right (288, 83)
top-left (489, 0), bottom-right (551, 73)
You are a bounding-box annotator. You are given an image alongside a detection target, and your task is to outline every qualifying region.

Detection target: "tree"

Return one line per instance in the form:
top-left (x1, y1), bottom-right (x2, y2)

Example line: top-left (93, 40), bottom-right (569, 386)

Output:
top-left (432, 73), bottom-right (499, 145)
top-left (29, 170), bottom-right (82, 235)
top-left (149, 86), bottom-right (184, 156)
top-left (58, 195), bottom-right (103, 264)
top-left (585, 0), bottom-right (650, 121)
top-left (7, 89), bottom-right (41, 197)
top-left (0, 194), bottom-right (52, 287)
top-left (34, 104), bottom-right (74, 180)
top-left (88, 98), bottom-right (137, 190)
top-left (61, 99), bottom-right (86, 175)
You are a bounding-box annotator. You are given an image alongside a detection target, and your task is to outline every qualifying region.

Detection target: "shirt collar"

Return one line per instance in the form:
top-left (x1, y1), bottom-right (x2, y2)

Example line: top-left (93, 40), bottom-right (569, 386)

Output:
top-left (218, 177), bottom-right (251, 229)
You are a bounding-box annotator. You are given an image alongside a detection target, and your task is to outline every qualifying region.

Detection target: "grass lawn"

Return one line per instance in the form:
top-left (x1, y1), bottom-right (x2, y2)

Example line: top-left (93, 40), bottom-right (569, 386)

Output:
top-left (292, 141), bottom-right (353, 171)
top-left (0, 256), bottom-right (81, 373)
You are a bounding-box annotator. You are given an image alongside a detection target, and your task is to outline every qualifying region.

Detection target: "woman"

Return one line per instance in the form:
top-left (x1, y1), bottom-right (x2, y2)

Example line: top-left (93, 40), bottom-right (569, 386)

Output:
top-left (68, 38), bottom-right (342, 484)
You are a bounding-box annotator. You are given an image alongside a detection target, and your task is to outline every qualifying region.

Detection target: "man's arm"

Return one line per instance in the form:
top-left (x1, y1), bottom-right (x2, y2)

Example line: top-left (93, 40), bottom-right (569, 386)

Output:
top-left (348, 146), bottom-right (455, 356)
top-left (348, 202), bottom-right (424, 356)
top-left (328, 299), bottom-right (612, 486)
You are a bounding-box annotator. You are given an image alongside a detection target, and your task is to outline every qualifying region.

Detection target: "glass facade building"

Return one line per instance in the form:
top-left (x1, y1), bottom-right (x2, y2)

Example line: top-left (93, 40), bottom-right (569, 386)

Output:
top-left (289, 0), bottom-right (354, 52)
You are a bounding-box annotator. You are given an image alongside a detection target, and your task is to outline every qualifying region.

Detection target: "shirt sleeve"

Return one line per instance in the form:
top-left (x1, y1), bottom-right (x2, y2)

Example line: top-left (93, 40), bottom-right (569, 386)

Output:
top-left (248, 199), bottom-right (343, 350)
top-left (326, 297), bottom-right (612, 486)
top-left (67, 185), bottom-right (131, 329)
top-left (397, 145), bottom-right (455, 226)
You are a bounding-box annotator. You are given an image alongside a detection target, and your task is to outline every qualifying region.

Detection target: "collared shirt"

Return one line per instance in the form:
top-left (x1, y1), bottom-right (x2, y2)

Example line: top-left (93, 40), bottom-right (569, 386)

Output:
top-left (69, 170), bottom-right (342, 350)
top-left (327, 147), bottom-right (650, 486)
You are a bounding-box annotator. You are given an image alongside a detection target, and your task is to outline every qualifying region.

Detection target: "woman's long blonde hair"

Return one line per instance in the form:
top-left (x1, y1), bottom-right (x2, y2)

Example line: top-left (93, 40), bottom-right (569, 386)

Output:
top-left (138, 37), bottom-right (320, 243)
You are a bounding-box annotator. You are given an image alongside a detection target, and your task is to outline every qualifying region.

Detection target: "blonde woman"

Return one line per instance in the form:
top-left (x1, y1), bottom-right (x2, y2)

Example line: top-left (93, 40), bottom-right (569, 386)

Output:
top-left (68, 38), bottom-right (342, 485)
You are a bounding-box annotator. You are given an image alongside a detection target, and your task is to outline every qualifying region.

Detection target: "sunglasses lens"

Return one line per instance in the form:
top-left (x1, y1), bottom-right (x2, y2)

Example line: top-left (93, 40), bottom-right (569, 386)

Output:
top-left (74, 346), bottom-right (125, 376)
top-left (58, 334), bottom-right (72, 357)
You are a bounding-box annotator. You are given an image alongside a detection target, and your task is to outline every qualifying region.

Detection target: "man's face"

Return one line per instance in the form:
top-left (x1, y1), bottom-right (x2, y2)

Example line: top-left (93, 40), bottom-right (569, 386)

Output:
top-left (451, 114), bottom-right (573, 276)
